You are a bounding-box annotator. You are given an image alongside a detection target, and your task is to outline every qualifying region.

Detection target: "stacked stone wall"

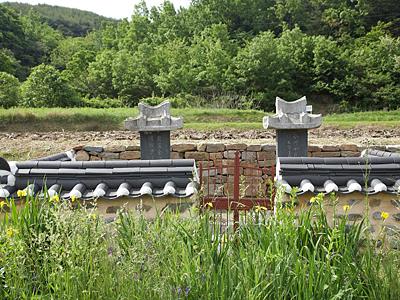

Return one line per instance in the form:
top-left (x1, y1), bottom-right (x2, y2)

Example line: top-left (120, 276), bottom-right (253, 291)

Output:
top-left (74, 143), bottom-right (370, 165)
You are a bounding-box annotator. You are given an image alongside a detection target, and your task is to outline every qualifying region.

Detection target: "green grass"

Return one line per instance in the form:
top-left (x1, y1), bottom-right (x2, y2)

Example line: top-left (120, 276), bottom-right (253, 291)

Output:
top-left (0, 107), bottom-right (399, 131)
top-left (0, 193), bottom-right (399, 299)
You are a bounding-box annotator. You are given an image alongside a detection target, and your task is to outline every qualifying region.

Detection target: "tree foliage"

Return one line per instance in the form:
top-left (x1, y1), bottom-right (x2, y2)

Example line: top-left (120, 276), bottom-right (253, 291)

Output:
top-left (20, 64), bottom-right (80, 107)
top-left (0, 0), bottom-right (399, 110)
top-left (0, 72), bottom-right (20, 108)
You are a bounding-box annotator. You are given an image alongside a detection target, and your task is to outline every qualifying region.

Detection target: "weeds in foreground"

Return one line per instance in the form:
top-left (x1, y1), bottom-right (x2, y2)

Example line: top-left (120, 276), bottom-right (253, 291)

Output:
top-left (0, 193), bottom-right (399, 299)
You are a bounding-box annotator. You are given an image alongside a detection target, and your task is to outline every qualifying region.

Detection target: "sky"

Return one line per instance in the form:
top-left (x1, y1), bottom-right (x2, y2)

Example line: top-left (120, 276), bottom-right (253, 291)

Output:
top-left (0, 0), bottom-right (192, 19)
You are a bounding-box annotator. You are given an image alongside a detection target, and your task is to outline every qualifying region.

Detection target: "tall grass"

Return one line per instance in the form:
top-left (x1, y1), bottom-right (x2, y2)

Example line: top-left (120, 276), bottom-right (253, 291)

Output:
top-left (0, 193), bottom-right (399, 299)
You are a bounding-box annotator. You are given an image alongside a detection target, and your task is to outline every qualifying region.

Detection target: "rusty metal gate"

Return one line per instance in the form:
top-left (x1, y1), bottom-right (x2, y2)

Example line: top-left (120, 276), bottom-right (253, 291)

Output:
top-left (199, 151), bottom-right (275, 230)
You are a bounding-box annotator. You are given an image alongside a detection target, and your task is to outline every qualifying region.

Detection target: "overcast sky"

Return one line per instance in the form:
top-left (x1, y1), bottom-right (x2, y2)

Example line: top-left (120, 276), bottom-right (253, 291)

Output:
top-left (0, 0), bottom-right (192, 19)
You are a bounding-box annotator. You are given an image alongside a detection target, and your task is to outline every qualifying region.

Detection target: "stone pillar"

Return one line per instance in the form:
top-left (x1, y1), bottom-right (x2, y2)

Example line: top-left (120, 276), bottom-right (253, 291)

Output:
top-left (124, 101), bottom-right (183, 160)
top-left (263, 96), bottom-right (322, 157)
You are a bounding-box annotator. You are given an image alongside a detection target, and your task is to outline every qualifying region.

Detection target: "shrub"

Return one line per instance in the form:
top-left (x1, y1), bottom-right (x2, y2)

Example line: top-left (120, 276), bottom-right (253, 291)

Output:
top-left (82, 97), bottom-right (124, 108)
top-left (0, 72), bottom-right (20, 108)
top-left (20, 64), bottom-right (81, 107)
top-left (140, 96), bottom-right (191, 108)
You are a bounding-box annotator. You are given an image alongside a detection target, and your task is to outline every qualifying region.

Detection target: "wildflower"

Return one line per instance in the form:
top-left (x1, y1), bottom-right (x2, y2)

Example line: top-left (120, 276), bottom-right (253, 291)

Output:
top-left (343, 205), bottom-right (350, 212)
top-left (205, 202), bottom-right (213, 209)
top-left (17, 189), bottom-right (27, 198)
top-left (0, 200), bottom-right (7, 209)
top-left (255, 205), bottom-right (267, 213)
top-left (310, 196), bottom-right (317, 203)
top-left (70, 195), bottom-right (77, 202)
top-left (6, 228), bottom-right (18, 238)
top-left (89, 213), bottom-right (97, 220)
top-left (381, 211), bottom-right (389, 220)
top-left (50, 194), bottom-right (60, 203)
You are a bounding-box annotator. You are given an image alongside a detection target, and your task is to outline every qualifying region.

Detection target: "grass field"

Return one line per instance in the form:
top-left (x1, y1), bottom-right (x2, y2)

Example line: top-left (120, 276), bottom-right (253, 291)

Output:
top-left (0, 107), bottom-right (399, 131)
top-left (1, 193), bottom-right (399, 299)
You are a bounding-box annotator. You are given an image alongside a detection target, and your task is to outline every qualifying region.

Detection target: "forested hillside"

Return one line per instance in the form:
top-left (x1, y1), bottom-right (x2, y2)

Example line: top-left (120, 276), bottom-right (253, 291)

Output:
top-left (3, 2), bottom-right (116, 36)
top-left (0, 0), bottom-right (399, 111)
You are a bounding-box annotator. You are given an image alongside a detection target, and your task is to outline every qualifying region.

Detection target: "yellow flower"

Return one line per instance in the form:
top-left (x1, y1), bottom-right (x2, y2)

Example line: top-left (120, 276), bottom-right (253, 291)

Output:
top-left (89, 213), bottom-right (97, 220)
top-left (17, 189), bottom-right (27, 198)
top-left (381, 211), bottom-right (389, 220)
top-left (0, 200), bottom-right (7, 209)
top-left (309, 196), bottom-right (316, 203)
top-left (6, 228), bottom-right (18, 238)
top-left (70, 195), bottom-right (77, 202)
top-left (255, 205), bottom-right (267, 213)
top-left (50, 195), bottom-right (60, 203)
top-left (205, 202), bottom-right (213, 209)
top-left (343, 205), bottom-right (350, 212)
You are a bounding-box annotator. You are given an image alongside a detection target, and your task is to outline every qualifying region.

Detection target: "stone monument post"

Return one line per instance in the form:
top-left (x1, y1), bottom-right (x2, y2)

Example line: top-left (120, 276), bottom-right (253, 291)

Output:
top-left (263, 96), bottom-right (322, 157)
top-left (124, 101), bottom-right (183, 160)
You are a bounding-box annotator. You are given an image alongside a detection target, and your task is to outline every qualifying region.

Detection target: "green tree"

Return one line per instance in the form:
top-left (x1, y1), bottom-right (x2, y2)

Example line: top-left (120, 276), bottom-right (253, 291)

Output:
top-left (62, 49), bottom-right (96, 96)
top-left (153, 38), bottom-right (195, 95)
top-left (0, 72), bottom-right (20, 108)
top-left (20, 64), bottom-right (80, 107)
top-left (87, 50), bottom-right (117, 98)
top-left (112, 46), bottom-right (156, 105)
top-left (231, 31), bottom-right (295, 110)
top-left (189, 24), bottom-right (235, 97)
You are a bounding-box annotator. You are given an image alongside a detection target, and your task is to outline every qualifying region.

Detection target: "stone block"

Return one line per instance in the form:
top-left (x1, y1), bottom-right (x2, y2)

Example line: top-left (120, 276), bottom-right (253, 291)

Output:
top-left (340, 144), bottom-right (358, 152)
top-left (242, 151), bottom-right (257, 161)
top-left (226, 143), bottom-right (247, 150)
top-left (222, 166), bottom-right (243, 175)
top-left (393, 213), bottom-right (400, 222)
top-left (384, 225), bottom-right (400, 236)
top-left (312, 151), bottom-right (341, 157)
top-left (372, 211), bottom-right (384, 220)
top-left (197, 161), bottom-right (214, 168)
top-left (73, 144), bottom-right (84, 151)
top-left (197, 143), bottom-right (207, 152)
top-left (258, 160), bottom-right (275, 168)
top-left (185, 152), bottom-right (208, 160)
top-left (257, 151), bottom-right (275, 161)
top-left (99, 152), bottom-right (120, 160)
top-left (171, 152), bottom-right (184, 159)
top-left (209, 152), bottom-right (223, 160)
top-left (244, 168), bottom-right (263, 176)
top-left (322, 145), bottom-right (339, 152)
top-left (261, 144), bottom-right (275, 152)
top-left (120, 151), bottom-right (140, 160)
top-left (90, 155), bottom-right (101, 161)
top-left (75, 150), bottom-right (90, 161)
top-left (391, 199), bottom-right (400, 208)
top-left (83, 146), bottom-right (103, 153)
top-left (172, 143), bottom-right (196, 152)
top-left (369, 198), bottom-right (381, 208)
top-left (224, 150), bottom-right (239, 159)
top-left (247, 144), bottom-right (261, 151)
top-left (341, 151), bottom-right (360, 157)
top-left (126, 145), bottom-right (140, 151)
top-left (106, 206), bottom-right (121, 214)
top-left (104, 145), bottom-right (126, 153)
top-left (206, 143), bottom-right (225, 153)
top-left (308, 145), bottom-right (322, 152)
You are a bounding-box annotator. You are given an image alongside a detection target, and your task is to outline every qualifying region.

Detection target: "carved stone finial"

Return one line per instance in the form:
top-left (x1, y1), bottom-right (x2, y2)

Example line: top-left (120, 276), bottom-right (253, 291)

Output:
top-left (124, 101), bottom-right (183, 132)
top-left (263, 96), bottom-right (323, 157)
top-left (263, 96), bottom-right (322, 130)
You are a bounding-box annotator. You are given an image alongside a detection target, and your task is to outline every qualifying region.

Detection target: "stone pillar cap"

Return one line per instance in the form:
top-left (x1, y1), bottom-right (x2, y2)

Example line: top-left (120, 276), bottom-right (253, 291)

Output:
top-left (263, 96), bottom-right (322, 130)
top-left (124, 101), bottom-right (183, 132)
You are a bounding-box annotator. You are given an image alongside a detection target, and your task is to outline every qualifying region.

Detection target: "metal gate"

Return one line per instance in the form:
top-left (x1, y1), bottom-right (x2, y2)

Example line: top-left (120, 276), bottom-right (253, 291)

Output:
top-left (199, 151), bottom-right (275, 230)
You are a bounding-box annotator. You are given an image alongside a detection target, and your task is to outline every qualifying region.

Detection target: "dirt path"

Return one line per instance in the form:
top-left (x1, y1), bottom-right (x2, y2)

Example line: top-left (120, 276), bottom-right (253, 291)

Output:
top-left (1, 125), bottom-right (399, 160)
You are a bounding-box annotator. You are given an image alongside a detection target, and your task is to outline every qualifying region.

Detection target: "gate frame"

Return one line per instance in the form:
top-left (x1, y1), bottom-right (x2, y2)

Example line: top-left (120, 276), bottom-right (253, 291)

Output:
top-left (199, 151), bottom-right (275, 230)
